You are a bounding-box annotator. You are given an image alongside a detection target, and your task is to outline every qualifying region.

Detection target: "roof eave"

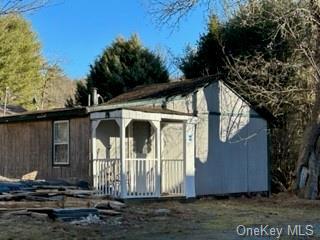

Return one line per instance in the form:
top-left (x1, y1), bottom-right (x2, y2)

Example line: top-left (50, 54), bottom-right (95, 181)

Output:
top-left (0, 107), bottom-right (88, 124)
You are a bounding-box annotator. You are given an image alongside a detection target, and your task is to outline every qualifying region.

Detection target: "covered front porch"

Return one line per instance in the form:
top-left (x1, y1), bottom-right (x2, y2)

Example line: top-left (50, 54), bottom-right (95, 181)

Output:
top-left (90, 107), bottom-right (196, 199)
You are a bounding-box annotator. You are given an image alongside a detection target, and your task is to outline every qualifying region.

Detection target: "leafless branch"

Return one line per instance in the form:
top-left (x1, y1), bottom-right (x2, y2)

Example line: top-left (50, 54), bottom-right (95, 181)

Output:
top-left (144, 0), bottom-right (248, 29)
top-left (147, 0), bottom-right (202, 27)
top-left (0, 0), bottom-right (50, 16)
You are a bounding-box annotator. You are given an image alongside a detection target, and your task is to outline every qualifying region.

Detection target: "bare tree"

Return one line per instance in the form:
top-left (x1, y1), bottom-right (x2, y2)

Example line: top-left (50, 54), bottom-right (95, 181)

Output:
top-left (38, 62), bottom-right (76, 110)
top-left (252, 0), bottom-right (320, 199)
top-left (216, 0), bottom-right (320, 198)
top-left (146, 0), bottom-right (320, 198)
top-left (0, 0), bottom-right (50, 16)
top-left (146, 0), bottom-right (219, 28)
top-left (224, 52), bottom-right (313, 191)
top-left (145, 0), bottom-right (248, 28)
top-left (293, 0), bottom-right (320, 199)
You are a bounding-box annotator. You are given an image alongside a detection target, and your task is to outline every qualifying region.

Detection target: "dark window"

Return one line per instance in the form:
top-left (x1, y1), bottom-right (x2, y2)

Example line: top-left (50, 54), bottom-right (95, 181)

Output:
top-left (53, 120), bottom-right (69, 165)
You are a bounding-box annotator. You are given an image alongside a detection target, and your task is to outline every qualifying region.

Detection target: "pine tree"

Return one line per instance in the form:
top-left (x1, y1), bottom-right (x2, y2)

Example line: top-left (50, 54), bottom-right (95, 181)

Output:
top-left (0, 14), bottom-right (43, 109)
top-left (73, 35), bottom-right (169, 106)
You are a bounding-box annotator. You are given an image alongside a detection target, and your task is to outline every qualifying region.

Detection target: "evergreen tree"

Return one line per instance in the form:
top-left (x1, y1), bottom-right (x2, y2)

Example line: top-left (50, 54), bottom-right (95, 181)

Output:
top-left (179, 16), bottom-right (225, 78)
top-left (73, 35), bottom-right (169, 106)
top-left (179, 6), bottom-right (292, 79)
top-left (0, 14), bottom-right (43, 109)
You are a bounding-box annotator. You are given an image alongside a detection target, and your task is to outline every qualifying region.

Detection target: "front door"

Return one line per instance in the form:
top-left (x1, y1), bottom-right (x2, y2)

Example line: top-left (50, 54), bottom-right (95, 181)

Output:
top-left (160, 122), bottom-right (185, 196)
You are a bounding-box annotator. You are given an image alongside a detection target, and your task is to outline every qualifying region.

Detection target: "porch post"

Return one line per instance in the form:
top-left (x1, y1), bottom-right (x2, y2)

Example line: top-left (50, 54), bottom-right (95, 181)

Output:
top-left (91, 120), bottom-right (101, 191)
top-left (184, 119), bottom-right (196, 198)
top-left (118, 118), bottom-right (130, 199)
top-left (150, 120), bottom-right (161, 197)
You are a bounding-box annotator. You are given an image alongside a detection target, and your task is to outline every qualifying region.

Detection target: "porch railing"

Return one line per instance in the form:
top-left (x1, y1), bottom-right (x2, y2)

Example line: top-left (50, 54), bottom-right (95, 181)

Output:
top-left (125, 158), bottom-right (158, 198)
top-left (93, 158), bottom-right (121, 197)
top-left (161, 159), bottom-right (185, 196)
top-left (93, 158), bottom-right (184, 198)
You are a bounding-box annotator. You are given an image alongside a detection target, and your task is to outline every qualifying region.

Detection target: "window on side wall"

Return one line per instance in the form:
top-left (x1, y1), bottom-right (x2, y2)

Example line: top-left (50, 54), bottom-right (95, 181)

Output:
top-left (53, 120), bottom-right (69, 165)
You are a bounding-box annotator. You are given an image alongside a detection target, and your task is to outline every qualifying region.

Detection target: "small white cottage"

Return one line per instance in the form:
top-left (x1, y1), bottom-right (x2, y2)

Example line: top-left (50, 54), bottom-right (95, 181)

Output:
top-left (0, 76), bottom-right (272, 199)
top-left (90, 76), bottom-right (272, 198)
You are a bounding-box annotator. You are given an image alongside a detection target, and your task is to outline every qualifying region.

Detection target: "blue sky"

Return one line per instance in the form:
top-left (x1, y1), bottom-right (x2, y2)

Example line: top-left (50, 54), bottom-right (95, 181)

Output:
top-left (26, 0), bottom-right (210, 79)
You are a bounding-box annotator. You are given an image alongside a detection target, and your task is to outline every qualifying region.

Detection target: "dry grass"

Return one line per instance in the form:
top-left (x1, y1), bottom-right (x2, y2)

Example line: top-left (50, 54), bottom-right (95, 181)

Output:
top-left (0, 193), bottom-right (319, 239)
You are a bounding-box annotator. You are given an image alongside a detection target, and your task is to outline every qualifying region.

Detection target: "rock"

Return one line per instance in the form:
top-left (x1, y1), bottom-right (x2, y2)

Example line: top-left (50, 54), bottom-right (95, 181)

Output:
top-left (94, 200), bottom-right (126, 211)
top-left (154, 209), bottom-right (171, 215)
top-left (98, 209), bottom-right (121, 216)
top-left (21, 171), bottom-right (38, 181)
top-left (109, 200), bottom-right (126, 211)
top-left (70, 214), bottom-right (103, 225)
top-left (94, 201), bottom-right (110, 210)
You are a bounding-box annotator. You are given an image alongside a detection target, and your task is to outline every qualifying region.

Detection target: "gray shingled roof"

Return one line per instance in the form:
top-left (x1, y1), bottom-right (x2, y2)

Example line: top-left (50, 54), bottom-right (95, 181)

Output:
top-left (107, 75), bottom-right (275, 122)
top-left (107, 76), bottom-right (214, 104)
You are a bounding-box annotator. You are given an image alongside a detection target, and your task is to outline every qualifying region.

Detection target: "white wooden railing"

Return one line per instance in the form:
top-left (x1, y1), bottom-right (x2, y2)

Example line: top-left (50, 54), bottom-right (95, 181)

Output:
top-left (161, 159), bottom-right (185, 196)
top-left (93, 158), bottom-right (184, 198)
top-left (93, 158), bottom-right (121, 197)
top-left (125, 158), bottom-right (158, 198)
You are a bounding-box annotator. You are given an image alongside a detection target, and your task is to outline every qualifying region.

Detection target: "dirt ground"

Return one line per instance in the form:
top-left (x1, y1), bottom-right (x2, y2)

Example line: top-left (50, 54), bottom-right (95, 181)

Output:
top-left (0, 192), bottom-right (320, 240)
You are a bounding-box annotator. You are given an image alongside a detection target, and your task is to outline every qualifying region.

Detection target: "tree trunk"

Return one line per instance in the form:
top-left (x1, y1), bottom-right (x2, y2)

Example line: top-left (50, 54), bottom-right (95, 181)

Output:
top-left (295, 0), bottom-right (320, 199)
top-left (295, 116), bottom-right (320, 199)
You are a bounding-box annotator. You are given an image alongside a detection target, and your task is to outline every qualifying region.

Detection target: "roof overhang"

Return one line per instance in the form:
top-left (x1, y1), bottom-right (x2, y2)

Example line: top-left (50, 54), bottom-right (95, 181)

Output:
top-left (90, 107), bottom-right (195, 122)
top-left (0, 105), bottom-right (194, 124)
top-left (0, 107), bottom-right (88, 124)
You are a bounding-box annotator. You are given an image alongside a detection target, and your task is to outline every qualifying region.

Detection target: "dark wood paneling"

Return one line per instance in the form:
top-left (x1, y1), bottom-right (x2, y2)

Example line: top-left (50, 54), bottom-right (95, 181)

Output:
top-left (0, 117), bottom-right (90, 183)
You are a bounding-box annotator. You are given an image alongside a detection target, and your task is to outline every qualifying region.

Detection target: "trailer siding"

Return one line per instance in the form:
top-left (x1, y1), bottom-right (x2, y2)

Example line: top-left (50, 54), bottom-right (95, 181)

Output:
top-left (0, 117), bottom-right (90, 182)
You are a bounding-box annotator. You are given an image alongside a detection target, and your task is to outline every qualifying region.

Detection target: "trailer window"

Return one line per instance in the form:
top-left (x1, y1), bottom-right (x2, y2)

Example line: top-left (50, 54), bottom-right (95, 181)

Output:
top-left (53, 120), bottom-right (69, 165)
